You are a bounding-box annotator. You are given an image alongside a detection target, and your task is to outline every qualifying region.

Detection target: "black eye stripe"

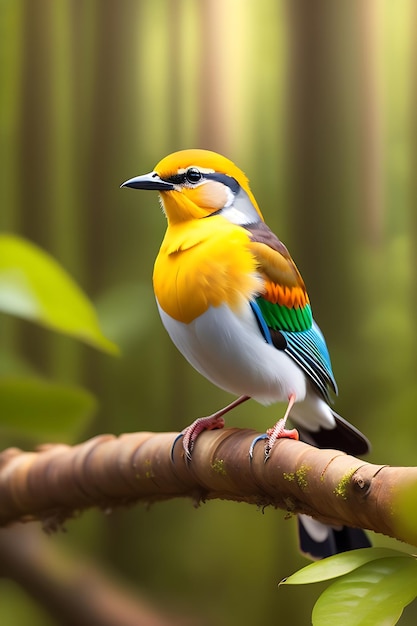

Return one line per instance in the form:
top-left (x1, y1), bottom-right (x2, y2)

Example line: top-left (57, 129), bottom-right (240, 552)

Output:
top-left (164, 168), bottom-right (202, 185)
top-left (164, 173), bottom-right (186, 184)
top-left (163, 170), bottom-right (240, 193)
top-left (205, 173), bottom-right (240, 194)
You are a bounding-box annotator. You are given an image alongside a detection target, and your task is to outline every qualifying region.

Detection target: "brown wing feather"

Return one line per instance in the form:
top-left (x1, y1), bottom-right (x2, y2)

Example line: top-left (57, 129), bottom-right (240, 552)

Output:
top-left (245, 223), bottom-right (309, 307)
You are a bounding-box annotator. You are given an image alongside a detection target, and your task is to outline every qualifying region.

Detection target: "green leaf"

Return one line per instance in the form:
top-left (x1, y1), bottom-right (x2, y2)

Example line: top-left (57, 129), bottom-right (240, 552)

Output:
top-left (95, 281), bottom-right (154, 347)
top-left (0, 350), bottom-right (36, 377)
top-left (0, 376), bottom-right (97, 440)
top-left (0, 235), bottom-right (118, 354)
top-left (312, 556), bottom-right (417, 626)
top-left (281, 547), bottom-right (410, 585)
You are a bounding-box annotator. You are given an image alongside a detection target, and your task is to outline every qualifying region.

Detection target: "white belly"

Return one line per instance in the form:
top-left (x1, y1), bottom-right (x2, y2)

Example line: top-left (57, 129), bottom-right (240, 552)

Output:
top-left (157, 301), bottom-right (308, 405)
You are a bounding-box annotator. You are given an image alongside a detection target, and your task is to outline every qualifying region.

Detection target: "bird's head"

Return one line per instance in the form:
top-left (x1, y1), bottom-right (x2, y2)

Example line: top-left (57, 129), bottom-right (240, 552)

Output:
top-left (121, 149), bottom-right (264, 225)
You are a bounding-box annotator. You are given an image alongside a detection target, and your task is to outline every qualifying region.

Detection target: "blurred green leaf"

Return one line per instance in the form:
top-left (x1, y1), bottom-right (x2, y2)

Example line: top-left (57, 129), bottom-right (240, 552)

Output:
top-left (0, 235), bottom-right (119, 355)
top-left (312, 557), bottom-right (417, 626)
top-left (0, 376), bottom-right (97, 439)
top-left (0, 348), bottom-right (37, 377)
top-left (95, 281), bottom-right (154, 348)
top-left (394, 483), bottom-right (417, 543)
top-left (281, 547), bottom-right (408, 585)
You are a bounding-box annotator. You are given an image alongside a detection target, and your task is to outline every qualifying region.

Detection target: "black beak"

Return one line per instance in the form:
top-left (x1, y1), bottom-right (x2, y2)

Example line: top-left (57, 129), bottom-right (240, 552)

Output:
top-left (120, 172), bottom-right (175, 191)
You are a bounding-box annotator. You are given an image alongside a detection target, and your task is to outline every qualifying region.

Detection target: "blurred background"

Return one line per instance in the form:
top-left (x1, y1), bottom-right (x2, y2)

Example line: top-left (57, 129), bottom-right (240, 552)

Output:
top-left (1, 0), bottom-right (417, 624)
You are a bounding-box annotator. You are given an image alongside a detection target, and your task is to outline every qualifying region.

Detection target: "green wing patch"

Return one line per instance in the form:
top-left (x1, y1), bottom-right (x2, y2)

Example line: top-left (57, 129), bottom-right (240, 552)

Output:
top-left (256, 297), bottom-right (312, 333)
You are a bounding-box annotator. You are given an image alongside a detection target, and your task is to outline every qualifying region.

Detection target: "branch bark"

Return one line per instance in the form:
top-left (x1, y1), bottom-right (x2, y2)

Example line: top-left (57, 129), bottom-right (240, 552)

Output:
top-left (0, 428), bottom-right (415, 547)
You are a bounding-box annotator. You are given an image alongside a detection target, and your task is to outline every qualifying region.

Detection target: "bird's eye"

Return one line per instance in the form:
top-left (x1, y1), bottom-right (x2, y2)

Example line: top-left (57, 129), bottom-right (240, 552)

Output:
top-left (185, 168), bottom-right (202, 184)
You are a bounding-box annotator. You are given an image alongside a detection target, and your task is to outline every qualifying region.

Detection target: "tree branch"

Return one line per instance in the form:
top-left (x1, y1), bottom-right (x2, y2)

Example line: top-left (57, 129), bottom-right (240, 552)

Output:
top-left (0, 524), bottom-right (203, 626)
top-left (0, 428), bottom-right (415, 547)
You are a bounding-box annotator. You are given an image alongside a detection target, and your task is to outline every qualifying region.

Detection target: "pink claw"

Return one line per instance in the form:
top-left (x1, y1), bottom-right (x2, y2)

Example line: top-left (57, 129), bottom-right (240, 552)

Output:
top-left (171, 395), bottom-right (250, 463)
top-left (263, 393), bottom-right (299, 461)
top-left (181, 415), bottom-right (226, 461)
top-left (265, 419), bottom-right (299, 458)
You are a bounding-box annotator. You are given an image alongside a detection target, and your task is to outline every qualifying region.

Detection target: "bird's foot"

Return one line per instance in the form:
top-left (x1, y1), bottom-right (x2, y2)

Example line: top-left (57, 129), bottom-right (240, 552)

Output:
top-left (249, 393), bottom-right (299, 462)
top-left (264, 419), bottom-right (299, 461)
top-left (171, 395), bottom-right (250, 463)
top-left (171, 415), bottom-right (225, 463)
top-left (249, 421), bottom-right (299, 462)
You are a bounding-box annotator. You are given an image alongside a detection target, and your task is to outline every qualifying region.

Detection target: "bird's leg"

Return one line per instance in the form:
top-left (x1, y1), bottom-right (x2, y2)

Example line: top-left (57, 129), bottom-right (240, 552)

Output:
top-left (249, 393), bottom-right (299, 462)
top-left (171, 395), bottom-right (250, 462)
top-left (264, 393), bottom-right (299, 459)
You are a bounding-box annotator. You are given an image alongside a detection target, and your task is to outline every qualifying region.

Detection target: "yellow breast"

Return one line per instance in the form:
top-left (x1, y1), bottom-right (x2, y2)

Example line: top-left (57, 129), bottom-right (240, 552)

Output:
top-left (153, 216), bottom-right (262, 324)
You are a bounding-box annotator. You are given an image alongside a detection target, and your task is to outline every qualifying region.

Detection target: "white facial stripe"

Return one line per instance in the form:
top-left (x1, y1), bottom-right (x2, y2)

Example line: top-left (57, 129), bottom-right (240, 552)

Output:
top-left (220, 205), bottom-right (254, 225)
top-left (219, 187), bottom-right (262, 225)
top-left (172, 179), bottom-right (207, 191)
top-left (224, 187), bottom-right (235, 208)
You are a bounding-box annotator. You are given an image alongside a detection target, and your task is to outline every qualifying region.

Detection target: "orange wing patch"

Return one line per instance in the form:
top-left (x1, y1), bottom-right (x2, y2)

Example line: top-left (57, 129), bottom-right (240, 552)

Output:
top-left (263, 281), bottom-right (309, 308)
top-left (248, 240), bottom-right (309, 309)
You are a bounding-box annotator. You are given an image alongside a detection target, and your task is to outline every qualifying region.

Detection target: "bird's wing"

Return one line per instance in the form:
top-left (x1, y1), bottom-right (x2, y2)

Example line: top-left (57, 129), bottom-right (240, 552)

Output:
top-left (246, 222), bottom-right (337, 400)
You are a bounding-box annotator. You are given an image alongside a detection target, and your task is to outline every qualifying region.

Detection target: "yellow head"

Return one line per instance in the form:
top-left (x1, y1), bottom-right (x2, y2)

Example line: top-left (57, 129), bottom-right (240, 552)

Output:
top-left (121, 149), bottom-right (264, 225)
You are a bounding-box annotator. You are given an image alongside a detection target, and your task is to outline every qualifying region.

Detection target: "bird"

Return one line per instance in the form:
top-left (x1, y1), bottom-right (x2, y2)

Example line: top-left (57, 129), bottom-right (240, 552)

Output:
top-left (121, 148), bottom-right (371, 558)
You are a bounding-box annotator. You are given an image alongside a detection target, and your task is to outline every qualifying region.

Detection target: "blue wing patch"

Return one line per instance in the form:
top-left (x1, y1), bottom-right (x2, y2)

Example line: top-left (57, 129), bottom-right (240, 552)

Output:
top-left (281, 321), bottom-right (338, 402)
top-left (250, 300), bottom-right (273, 345)
top-left (250, 300), bottom-right (337, 402)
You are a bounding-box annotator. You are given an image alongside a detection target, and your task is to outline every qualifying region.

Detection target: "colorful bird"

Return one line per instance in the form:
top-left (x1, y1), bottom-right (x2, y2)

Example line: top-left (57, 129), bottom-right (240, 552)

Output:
top-left (122, 149), bottom-right (370, 558)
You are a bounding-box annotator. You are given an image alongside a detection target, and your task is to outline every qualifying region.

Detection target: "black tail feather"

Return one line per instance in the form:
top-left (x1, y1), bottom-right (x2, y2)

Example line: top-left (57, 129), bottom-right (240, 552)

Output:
top-left (297, 410), bottom-right (371, 457)
top-left (298, 515), bottom-right (371, 560)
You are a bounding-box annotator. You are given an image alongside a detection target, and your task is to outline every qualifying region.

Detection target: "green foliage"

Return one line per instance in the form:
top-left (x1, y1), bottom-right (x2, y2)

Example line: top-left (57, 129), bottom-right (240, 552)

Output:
top-left (282, 548), bottom-right (417, 625)
top-left (0, 377), bottom-right (96, 441)
top-left (94, 281), bottom-right (155, 349)
top-left (0, 235), bottom-right (120, 442)
top-left (394, 484), bottom-right (417, 546)
top-left (0, 235), bottom-right (118, 355)
top-left (281, 547), bottom-right (400, 584)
